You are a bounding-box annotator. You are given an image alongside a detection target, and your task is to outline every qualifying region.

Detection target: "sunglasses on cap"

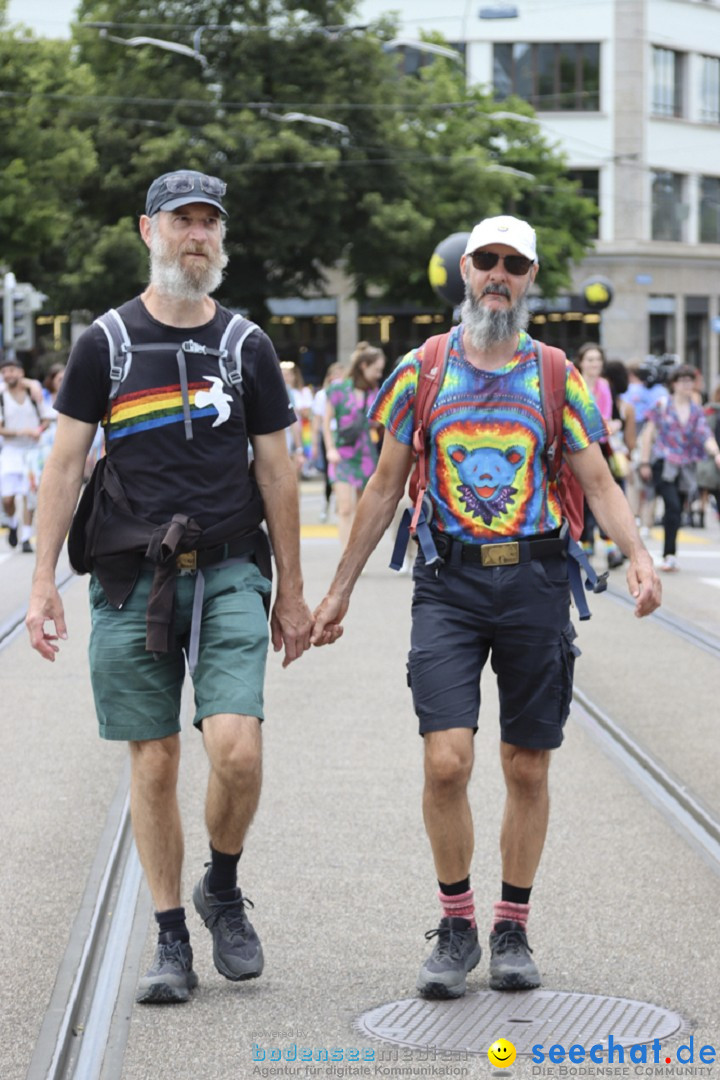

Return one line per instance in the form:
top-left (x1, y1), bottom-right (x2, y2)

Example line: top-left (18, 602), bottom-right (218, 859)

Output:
top-left (162, 172), bottom-right (227, 197)
top-left (469, 251), bottom-right (534, 276)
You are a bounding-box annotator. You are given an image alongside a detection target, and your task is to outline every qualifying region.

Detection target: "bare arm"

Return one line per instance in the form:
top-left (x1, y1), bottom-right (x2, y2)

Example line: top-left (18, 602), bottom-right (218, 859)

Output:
top-left (323, 396), bottom-right (339, 467)
top-left (568, 442), bottom-right (661, 617)
top-left (311, 432), bottom-right (414, 645)
top-left (637, 419), bottom-right (657, 486)
top-left (26, 415), bottom-right (97, 659)
top-left (251, 429), bottom-right (312, 666)
top-left (623, 402), bottom-right (637, 453)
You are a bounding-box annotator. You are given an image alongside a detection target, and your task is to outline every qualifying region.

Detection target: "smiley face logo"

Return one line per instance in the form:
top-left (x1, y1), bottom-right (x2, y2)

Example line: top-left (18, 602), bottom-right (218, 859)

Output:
top-left (488, 1038), bottom-right (517, 1068)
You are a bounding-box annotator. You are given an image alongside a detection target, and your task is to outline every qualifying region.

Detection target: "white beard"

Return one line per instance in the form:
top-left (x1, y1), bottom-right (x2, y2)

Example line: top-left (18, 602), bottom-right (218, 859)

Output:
top-left (148, 226), bottom-right (228, 302)
top-left (460, 277), bottom-right (531, 350)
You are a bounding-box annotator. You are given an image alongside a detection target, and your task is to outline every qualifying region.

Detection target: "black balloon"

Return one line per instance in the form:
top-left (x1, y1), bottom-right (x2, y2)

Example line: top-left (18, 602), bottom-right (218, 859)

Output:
top-left (428, 232), bottom-right (470, 307)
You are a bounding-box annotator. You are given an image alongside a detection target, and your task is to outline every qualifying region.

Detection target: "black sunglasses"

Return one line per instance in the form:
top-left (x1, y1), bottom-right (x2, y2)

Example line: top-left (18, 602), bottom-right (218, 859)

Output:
top-left (469, 251), bottom-right (534, 276)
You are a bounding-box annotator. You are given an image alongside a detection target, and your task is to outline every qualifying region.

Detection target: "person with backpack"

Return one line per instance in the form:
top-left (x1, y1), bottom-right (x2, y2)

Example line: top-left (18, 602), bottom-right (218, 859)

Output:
top-left (0, 354), bottom-right (51, 552)
top-left (311, 215), bottom-right (660, 998)
top-left (26, 169), bottom-right (313, 1005)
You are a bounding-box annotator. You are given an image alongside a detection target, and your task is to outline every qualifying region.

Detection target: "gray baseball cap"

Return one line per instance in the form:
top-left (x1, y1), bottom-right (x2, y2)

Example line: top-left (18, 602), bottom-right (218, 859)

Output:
top-left (145, 170), bottom-right (228, 216)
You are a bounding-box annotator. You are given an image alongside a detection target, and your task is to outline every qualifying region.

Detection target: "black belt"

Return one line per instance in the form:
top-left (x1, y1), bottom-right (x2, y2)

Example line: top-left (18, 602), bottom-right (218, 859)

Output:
top-left (140, 541), bottom-right (253, 573)
top-left (174, 540), bottom-right (254, 572)
top-left (431, 530), bottom-right (564, 567)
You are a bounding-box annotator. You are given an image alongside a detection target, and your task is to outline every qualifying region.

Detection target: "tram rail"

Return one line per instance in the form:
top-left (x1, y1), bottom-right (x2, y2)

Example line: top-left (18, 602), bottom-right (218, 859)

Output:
top-left (3, 568), bottom-right (719, 1078)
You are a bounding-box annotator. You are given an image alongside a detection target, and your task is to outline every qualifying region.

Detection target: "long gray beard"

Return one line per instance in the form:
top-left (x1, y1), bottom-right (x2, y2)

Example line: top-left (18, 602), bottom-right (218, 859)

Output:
top-left (461, 282), bottom-right (530, 350)
top-left (148, 228), bottom-right (228, 302)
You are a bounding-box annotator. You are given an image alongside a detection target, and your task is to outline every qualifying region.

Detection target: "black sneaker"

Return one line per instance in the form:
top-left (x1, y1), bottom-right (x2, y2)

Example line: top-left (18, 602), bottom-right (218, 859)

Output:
top-left (416, 916), bottom-right (481, 999)
top-left (21, 540), bottom-right (33, 554)
top-left (136, 940), bottom-right (198, 1004)
top-left (489, 919), bottom-right (541, 991)
top-left (193, 869), bottom-right (264, 981)
top-left (7, 526), bottom-right (17, 548)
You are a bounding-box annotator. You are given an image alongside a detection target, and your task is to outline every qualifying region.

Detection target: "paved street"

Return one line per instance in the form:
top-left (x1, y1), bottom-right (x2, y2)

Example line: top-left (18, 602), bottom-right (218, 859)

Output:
top-left (1, 485), bottom-right (719, 1079)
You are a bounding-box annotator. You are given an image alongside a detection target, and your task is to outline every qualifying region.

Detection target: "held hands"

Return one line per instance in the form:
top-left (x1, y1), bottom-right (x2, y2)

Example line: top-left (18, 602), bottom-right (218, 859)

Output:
top-left (26, 581), bottom-right (68, 661)
top-left (310, 592), bottom-right (347, 647)
top-left (270, 591), bottom-right (313, 668)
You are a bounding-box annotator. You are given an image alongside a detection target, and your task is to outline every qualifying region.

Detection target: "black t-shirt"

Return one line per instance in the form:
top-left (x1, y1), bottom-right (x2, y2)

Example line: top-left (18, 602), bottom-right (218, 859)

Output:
top-left (57, 297), bottom-right (294, 528)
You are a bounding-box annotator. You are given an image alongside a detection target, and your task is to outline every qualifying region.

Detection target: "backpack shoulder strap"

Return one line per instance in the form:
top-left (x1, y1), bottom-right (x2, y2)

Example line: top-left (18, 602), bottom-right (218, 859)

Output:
top-left (95, 308), bottom-right (133, 403)
top-left (218, 314), bottom-right (259, 396)
top-left (0, 388), bottom-right (42, 424)
top-left (410, 331), bottom-right (452, 533)
top-left (412, 332), bottom-right (451, 456)
top-left (535, 339), bottom-right (569, 482)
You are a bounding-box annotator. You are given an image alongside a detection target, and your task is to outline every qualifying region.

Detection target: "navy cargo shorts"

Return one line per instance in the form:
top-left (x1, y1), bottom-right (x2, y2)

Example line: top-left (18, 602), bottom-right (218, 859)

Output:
top-left (407, 546), bottom-right (580, 749)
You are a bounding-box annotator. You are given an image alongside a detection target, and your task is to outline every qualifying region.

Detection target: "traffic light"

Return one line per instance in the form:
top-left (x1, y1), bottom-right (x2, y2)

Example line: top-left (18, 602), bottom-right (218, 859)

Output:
top-left (1, 272), bottom-right (45, 356)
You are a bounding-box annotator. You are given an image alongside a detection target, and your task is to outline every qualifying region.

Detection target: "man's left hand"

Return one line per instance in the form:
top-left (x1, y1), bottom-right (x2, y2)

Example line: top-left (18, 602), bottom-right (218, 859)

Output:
top-left (270, 591), bottom-right (313, 667)
top-left (627, 550), bottom-right (662, 617)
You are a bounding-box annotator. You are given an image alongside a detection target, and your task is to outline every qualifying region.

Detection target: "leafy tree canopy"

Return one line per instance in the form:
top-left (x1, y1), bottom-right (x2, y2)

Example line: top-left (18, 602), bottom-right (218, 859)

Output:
top-left (1, 0), bottom-right (596, 322)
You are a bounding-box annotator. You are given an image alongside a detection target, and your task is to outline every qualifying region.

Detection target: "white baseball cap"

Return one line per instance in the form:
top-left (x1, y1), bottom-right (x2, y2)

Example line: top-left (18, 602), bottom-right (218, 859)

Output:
top-left (464, 215), bottom-right (537, 262)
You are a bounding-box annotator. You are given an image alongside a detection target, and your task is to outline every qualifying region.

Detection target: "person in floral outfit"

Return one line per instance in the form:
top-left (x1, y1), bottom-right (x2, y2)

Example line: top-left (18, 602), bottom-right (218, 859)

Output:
top-left (324, 342), bottom-right (385, 548)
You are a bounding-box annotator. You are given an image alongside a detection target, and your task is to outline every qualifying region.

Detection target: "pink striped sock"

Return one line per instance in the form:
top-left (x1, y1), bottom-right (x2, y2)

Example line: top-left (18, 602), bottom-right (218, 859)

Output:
top-left (438, 888), bottom-right (476, 927)
top-left (493, 900), bottom-right (530, 931)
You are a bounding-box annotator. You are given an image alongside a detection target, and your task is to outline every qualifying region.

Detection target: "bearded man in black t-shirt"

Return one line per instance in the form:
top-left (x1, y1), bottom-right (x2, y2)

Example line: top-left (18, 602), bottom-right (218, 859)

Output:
top-left (27, 170), bottom-right (313, 1004)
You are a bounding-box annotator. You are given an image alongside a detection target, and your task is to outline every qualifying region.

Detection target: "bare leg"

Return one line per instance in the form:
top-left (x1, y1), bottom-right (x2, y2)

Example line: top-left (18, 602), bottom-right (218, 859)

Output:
top-left (202, 714), bottom-right (262, 855)
top-left (422, 729), bottom-right (475, 883)
top-left (129, 735), bottom-right (183, 910)
top-left (499, 742), bottom-right (551, 887)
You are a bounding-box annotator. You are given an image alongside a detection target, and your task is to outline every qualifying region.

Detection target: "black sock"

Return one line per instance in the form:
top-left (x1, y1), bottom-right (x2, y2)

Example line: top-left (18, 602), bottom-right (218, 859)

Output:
top-left (501, 881), bottom-right (532, 905)
top-left (208, 845), bottom-right (242, 897)
top-left (156, 906), bottom-right (189, 944)
top-left (438, 876), bottom-right (471, 896)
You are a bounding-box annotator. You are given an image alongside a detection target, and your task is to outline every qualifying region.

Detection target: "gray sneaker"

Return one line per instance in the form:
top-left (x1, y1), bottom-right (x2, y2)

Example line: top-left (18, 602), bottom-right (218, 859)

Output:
top-left (489, 919), bottom-right (541, 990)
top-left (417, 917), bottom-right (481, 999)
top-left (193, 869), bottom-right (264, 981)
top-left (136, 940), bottom-right (198, 1004)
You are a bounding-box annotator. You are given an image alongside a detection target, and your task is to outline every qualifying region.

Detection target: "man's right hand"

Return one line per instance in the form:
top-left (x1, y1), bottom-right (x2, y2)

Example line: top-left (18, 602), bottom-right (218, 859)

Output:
top-left (311, 593), bottom-right (348, 647)
top-left (26, 581), bottom-right (68, 661)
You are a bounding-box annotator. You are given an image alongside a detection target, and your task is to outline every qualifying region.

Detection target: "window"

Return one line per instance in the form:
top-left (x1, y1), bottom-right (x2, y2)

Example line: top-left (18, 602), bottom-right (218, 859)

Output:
top-left (567, 169), bottom-right (600, 237)
top-left (651, 47), bottom-right (684, 117)
top-left (700, 176), bottom-right (720, 243)
top-left (700, 55), bottom-right (720, 122)
top-left (651, 172), bottom-right (686, 241)
top-left (493, 43), bottom-right (600, 111)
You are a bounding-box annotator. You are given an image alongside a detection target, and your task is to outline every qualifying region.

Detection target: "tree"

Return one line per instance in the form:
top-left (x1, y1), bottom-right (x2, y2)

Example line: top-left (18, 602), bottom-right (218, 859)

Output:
top-left (1, 1), bottom-right (597, 320)
top-left (0, 28), bottom-right (99, 300)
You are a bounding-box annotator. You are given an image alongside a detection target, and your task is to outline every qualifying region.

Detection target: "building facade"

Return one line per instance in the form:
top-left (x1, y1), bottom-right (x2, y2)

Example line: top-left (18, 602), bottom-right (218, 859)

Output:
top-left (351, 0), bottom-right (720, 383)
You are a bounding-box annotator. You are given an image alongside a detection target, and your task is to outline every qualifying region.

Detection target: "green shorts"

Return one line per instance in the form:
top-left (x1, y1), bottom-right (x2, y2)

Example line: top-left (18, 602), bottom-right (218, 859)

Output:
top-left (88, 563), bottom-right (271, 742)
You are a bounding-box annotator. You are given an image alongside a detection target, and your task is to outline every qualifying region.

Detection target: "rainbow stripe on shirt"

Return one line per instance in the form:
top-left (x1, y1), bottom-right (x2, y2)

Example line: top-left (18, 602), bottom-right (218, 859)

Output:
top-left (105, 382), bottom-right (220, 440)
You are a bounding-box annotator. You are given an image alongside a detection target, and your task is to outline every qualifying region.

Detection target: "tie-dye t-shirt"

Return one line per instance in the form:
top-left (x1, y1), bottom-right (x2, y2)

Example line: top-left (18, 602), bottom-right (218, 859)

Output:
top-left (370, 326), bottom-right (604, 542)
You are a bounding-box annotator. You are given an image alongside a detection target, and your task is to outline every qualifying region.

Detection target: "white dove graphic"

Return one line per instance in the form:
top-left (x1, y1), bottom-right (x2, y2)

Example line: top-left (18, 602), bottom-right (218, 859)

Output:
top-left (194, 376), bottom-right (233, 427)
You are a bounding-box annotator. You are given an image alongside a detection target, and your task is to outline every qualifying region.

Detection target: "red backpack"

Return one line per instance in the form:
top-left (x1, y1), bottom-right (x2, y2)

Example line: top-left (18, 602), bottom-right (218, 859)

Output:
top-left (407, 333), bottom-right (585, 542)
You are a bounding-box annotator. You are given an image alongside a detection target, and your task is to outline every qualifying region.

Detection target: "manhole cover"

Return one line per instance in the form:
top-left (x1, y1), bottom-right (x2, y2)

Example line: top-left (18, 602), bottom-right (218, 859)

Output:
top-left (356, 991), bottom-right (685, 1056)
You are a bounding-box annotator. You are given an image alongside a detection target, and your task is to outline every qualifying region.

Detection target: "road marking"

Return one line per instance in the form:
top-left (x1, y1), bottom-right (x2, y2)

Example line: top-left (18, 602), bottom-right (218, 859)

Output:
top-left (301, 524), bottom-right (338, 538)
top-left (700, 578), bottom-right (720, 589)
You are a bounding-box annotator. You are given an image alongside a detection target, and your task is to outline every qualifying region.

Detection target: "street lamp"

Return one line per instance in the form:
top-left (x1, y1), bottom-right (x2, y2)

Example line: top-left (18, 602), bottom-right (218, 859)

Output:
top-left (98, 30), bottom-right (350, 138)
top-left (382, 38), bottom-right (464, 65)
top-left (263, 111), bottom-right (351, 136)
top-left (98, 28), bottom-right (209, 69)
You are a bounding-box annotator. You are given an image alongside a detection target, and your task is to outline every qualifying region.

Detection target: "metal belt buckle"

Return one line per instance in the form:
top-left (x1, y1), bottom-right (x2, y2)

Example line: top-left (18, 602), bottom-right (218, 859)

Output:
top-left (481, 541), bottom-right (519, 567)
top-left (176, 551), bottom-right (198, 572)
